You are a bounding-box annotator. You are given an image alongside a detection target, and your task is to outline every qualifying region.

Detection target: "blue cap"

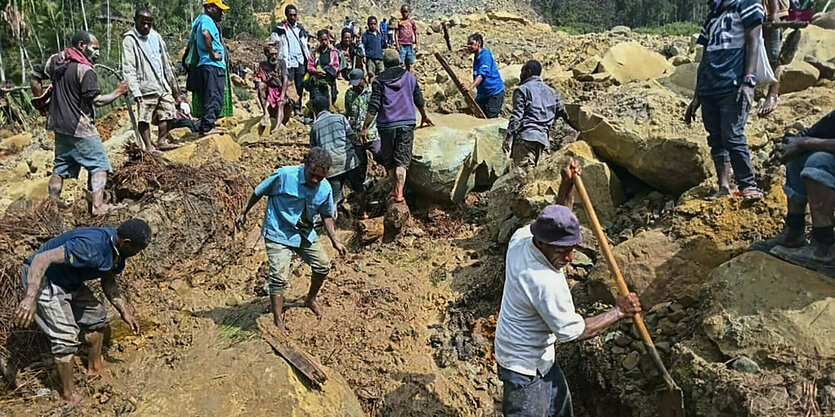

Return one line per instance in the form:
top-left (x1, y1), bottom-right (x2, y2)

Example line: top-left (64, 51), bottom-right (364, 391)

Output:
top-left (530, 205), bottom-right (582, 246)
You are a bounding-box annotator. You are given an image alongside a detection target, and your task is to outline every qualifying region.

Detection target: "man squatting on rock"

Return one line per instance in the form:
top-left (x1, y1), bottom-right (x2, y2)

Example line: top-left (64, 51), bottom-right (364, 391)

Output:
top-left (236, 147), bottom-right (348, 335)
top-left (14, 219), bottom-right (152, 404)
top-left (495, 159), bottom-right (642, 417)
top-left (760, 111), bottom-right (835, 274)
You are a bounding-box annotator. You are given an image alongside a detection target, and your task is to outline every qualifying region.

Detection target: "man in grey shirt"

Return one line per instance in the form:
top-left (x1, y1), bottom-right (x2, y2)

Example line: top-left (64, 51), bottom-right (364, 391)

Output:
top-left (503, 60), bottom-right (576, 169)
top-left (309, 95), bottom-right (365, 209)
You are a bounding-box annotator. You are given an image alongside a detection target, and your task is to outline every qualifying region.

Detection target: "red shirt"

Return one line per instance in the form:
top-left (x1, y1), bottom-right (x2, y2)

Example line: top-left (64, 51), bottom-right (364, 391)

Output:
top-left (396, 19), bottom-right (416, 45)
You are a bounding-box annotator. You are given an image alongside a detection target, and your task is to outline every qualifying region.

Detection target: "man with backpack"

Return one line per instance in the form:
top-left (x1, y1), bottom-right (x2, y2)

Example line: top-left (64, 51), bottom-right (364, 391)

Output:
top-left (271, 4), bottom-right (311, 115)
top-left (186, 0), bottom-right (228, 136)
top-left (122, 7), bottom-right (181, 154)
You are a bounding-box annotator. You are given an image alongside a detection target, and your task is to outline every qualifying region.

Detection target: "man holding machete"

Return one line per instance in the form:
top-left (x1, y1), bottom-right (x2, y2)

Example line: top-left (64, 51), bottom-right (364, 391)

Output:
top-left (494, 158), bottom-right (642, 416)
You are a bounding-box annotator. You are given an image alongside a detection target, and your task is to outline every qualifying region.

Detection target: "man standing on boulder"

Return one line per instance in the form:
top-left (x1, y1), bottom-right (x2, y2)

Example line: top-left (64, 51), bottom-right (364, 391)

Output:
top-left (361, 49), bottom-right (433, 203)
top-left (466, 33), bottom-right (504, 119)
top-left (503, 60), bottom-right (574, 169)
top-left (756, 111), bottom-right (835, 274)
top-left (685, 0), bottom-right (765, 200)
top-left (32, 31), bottom-right (129, 216)
top-left (235, 147), bottom-right (348, 335)
top-left (495, 160), bottom-right (642, 416)
top-left (14, 219), bottom-right (151, 405)
top-left (122, 7), bottom-right (181, 154)
top-left (189, 0), bottom-right (228, 136)
top-left (271, 4), bottom-right (311, 115)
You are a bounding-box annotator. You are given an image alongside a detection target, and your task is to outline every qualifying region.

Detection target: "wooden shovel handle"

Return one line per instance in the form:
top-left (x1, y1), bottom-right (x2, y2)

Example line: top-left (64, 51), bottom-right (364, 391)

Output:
top-left (573, 175), bottom-right (656, 347)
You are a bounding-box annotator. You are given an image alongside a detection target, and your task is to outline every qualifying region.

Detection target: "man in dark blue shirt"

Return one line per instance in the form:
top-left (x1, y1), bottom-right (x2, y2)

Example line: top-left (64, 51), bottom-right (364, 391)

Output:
top-left (362, 16), bottom-right (387, 81)
top-left (14, 219), bottom-right (152, 405)
top-left (466, 33), bottom-right (505, 119)
top-left (685, 0), bottom-right (764, 201)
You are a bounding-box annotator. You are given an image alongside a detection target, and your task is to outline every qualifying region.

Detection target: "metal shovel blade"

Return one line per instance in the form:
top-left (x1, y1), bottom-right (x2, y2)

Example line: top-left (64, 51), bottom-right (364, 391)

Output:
top-left (660, 385), bottom-right (685, 417)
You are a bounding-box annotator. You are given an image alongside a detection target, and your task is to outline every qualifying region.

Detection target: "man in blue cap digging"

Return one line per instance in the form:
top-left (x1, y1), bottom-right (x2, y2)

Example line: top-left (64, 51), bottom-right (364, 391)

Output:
top-left (494, 159), bottom-right (642, 416)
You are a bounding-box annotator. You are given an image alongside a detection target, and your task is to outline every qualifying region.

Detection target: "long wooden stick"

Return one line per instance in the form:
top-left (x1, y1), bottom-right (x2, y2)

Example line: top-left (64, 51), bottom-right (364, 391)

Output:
top-left (574, 175), bottom-right (679, 393)
top-left (433, 52), bottom-right (486, 119)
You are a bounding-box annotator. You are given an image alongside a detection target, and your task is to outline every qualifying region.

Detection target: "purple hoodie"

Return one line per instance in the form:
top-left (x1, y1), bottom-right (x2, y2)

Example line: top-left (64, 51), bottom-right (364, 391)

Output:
top-left (367, 67), bottom-right (425, 128)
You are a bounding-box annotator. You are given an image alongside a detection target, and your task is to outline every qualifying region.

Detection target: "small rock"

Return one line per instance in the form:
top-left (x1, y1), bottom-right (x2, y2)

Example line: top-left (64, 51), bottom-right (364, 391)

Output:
top-left (622, 351), bottom-right (641, 370)
top-left (614, 335), bottom-right (632, 348)
top-left (612, 346), bottom-right (626, 354)
top-left (610, 25), bottom-right (631, 34)
top-left (677, 294), bottom-right (698, 308)
top-left (36, 388), bottom-right (52, 397)
top-left (649, 301), bottom-right (672, 314)
top-left (630, 341), bottom-right (647, 355)
top-left (489, 377), bottom-right (503, 388)
top-left (571, 251), bottom-right (593, 267)
top-left (655, 341), bottom-right (671, 353)
top-left (731, 356), bottom-right (760, 374)
top-left (12, 161), bottom-right (29, 177)
top-left (225, 293), bottom-right (244, 307)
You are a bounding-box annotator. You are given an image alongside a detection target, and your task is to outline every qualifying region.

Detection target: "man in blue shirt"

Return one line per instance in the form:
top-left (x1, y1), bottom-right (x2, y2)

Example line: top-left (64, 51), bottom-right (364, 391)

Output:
top-left (362, 16), bottom-right (387, 81)
top-left (685, 0), bottom-right (764, 201)
top-left (466, 33), bottom-right (505, 119)
top-left (236, 147), bottom-right (348, 335)
top-left (14, 219), bottom-right (152, 405)
top-left (189, 0), bottom-right (228, 136)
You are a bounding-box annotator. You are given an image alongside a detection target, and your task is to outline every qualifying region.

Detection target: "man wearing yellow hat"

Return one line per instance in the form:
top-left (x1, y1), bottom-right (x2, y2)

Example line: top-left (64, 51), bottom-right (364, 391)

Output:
top-left (188, 0), bottom-right (228, 136)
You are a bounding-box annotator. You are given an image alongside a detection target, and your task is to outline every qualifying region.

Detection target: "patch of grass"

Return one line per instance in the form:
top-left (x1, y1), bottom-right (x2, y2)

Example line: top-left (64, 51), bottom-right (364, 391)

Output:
top-left (234, 86), bottom-right (253, 102)
top-left (634, 22), bottom-right (702, 37)
top-left (217, 309), bottom-right (257, 346)
top-left (429, 268), bottom-right (448, 287)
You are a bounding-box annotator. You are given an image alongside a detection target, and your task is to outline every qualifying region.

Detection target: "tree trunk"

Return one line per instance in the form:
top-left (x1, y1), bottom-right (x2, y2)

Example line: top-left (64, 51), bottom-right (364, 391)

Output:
top-left (0, 39), bottom-right (6, 83)
top-left (49, 5), bottom-right (61, 51)
top-left (79, 0), bottom-right (88, 32)
top-left (106, 0), bottom-right (111, 58)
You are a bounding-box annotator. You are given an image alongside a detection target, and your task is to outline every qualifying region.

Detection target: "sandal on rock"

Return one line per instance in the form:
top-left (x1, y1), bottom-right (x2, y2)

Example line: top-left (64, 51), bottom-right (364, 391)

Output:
top-left (737, 187), bottom-right (764, 201)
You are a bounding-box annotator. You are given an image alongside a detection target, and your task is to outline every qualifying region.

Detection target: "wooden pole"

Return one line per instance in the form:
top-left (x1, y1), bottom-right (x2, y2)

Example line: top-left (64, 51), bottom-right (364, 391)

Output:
top-left (433, 52), bottom-right (485, 119)
top-left (441, 22), bottom-right (451, 52)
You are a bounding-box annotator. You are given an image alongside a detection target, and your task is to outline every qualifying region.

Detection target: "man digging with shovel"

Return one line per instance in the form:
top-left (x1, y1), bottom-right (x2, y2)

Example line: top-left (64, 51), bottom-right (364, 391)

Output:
top-left (495, 159), bottom-right (642, 416)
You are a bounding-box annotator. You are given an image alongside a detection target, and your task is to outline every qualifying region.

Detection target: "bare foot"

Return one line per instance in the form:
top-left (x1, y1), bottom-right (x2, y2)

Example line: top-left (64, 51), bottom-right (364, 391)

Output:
top-left (92, 203), bottom-right (123, 216)
top-left (156, 140), bottom-right (180, 151)
top-left (270, 124), bottom-right (284, 135)
top-left (259, 115), bottom-right (269, 128)
top-left (273, 319), bottom-right (289, 337)
top-left (87, 364), bottom-right (109, 378)
top-left (304, 299), bottom-right (323, 318)
top-left (758, 95), bottom-right (778, 117)
top-left (62, 390), bottom-right (83, 406)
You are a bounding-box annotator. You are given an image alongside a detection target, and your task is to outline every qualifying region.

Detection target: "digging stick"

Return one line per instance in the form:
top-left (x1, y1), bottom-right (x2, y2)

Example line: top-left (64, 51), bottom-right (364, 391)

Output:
top-left (94, 64), bottom-right (144, 150)
top-left (442, 22), bottom-right (452, 52)
top-left (574, 175), bottom-right (685, 417)
top-left (433, 52), bottom-right (486, 119)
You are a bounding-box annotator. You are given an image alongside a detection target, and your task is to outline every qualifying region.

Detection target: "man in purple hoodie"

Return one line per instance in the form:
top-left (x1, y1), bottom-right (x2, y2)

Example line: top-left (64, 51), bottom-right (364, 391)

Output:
top-left (360, 49), bottom-right (433, 203)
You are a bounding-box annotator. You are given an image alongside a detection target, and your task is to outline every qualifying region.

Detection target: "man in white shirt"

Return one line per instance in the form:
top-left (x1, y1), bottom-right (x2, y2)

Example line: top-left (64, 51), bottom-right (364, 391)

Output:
top-left (270, 4), bottom-right (311, 115)
top-left (495, 159), bottom-right (642, 417)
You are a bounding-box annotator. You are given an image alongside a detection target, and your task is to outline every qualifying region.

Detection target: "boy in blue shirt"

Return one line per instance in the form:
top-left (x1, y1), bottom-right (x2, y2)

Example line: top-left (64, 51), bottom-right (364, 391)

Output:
top-left (466, 33), bottom-right (505, 119)
top-left (236, 147), bottom-right (348, 335)
top-left (189, 0), bottom-right (228, 136)
top-left (685, 0), bottom-right (764, 200)
top-left (15, 219), bottom-right (152, 405)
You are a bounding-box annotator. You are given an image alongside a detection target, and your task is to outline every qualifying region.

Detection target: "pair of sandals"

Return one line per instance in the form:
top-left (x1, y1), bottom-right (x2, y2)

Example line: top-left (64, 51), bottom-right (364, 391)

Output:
top-left (711, 187), bottom-right (764, 201)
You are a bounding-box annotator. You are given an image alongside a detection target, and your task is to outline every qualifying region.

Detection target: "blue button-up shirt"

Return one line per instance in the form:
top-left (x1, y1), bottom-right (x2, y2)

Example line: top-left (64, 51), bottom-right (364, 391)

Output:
top-left (255, 165), bottom-right (335, 247)
top-left (473, 47), bottom-right (504, 101)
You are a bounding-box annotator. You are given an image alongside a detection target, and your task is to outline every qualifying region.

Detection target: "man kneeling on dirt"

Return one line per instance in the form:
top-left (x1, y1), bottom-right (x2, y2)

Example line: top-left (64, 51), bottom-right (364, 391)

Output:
top-left (755, 111), bottom-right (835, 275)
top-left (495, 159), bottom-right (641, 416)
top-left (235, 147), bottom-right (348, 334)
top-left (14, 219), bottom-right (151, 404)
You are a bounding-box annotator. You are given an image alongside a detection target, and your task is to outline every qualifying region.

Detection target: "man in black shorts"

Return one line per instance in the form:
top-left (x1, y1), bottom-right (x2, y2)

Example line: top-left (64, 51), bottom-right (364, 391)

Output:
top-left (361, 49), bottom-right (433, 203)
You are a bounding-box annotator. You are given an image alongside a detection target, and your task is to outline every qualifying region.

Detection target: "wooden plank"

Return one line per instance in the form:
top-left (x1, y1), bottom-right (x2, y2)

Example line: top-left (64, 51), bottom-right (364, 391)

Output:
top-left (433, 52), bottom-right (486, 119)
top-left (257, 316), bottom-right (328, 390)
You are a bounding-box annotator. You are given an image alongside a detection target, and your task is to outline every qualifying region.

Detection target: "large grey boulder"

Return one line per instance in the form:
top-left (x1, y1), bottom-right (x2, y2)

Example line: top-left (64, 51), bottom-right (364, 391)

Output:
top-left (408, 114), bottom-right (509, 203)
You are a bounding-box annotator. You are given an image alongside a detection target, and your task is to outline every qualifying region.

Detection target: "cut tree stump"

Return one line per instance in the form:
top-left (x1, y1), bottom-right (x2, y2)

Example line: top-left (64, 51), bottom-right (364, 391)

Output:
top-left (257, 316), bottom-right (328, 390)
top-left (356, 217), bottom-right (384, 244)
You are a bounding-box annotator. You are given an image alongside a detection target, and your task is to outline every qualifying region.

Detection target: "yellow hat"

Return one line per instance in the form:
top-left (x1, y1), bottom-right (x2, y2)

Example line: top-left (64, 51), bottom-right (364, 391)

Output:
top-left (204, 0), bottom-right (229, 10)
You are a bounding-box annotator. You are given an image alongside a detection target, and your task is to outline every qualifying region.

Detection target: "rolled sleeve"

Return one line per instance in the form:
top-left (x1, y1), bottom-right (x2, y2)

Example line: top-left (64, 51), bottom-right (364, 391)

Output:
top-left (255, 172), bottom-right (283, 197)
top-left (531, 280), bottom-right (586, 343)
top-left (739, 0), bottom-right (764, 28)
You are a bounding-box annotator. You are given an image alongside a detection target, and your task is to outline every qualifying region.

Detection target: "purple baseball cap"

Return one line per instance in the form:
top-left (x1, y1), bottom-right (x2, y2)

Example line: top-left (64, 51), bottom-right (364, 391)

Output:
top-left (530, 205), bottom-right (582, 246)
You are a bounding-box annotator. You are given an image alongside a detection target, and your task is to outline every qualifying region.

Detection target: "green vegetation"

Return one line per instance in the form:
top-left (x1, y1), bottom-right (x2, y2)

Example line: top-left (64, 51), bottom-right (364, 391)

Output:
top-left (634, 22), bottom-right (703, 37)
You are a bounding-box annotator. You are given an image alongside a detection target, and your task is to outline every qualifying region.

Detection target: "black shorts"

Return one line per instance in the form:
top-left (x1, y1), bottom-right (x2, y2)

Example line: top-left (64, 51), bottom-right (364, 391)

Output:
top-left (378, 125), bottom-right (415, 170)
top-left (477, 90), bottom-right (505, 119)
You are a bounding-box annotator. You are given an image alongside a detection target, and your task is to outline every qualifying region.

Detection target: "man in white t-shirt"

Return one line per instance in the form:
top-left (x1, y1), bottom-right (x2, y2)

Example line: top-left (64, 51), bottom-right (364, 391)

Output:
top-left (495, 159), bottom-right (642, 417)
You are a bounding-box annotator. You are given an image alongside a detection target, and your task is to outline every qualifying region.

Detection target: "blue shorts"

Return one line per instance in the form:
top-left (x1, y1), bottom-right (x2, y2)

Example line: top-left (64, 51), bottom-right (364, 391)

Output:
top-left (784, 151), bottom-right (835, 205)
top-left (53, 133), bottom-right (112, 179)
top-left (399, 45), bottom-right (415, 65)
